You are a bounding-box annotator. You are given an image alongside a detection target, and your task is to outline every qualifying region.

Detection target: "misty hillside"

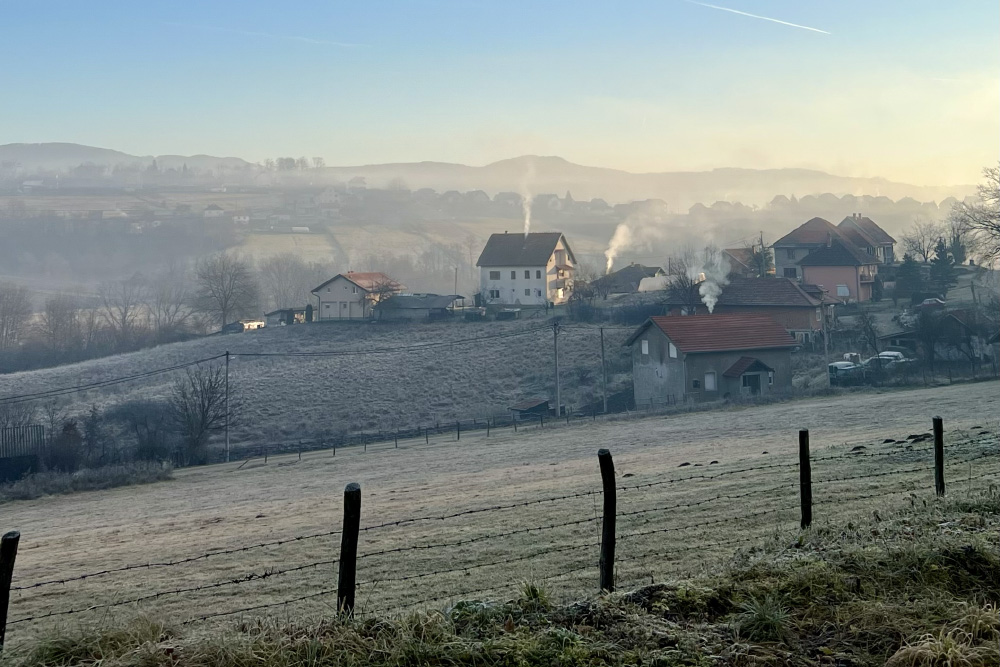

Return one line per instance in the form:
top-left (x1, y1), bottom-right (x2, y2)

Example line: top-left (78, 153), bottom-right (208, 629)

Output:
top-left (0, 143), bottom-right (252, 172)
top-left (0, 144), bottom-right (973, 207)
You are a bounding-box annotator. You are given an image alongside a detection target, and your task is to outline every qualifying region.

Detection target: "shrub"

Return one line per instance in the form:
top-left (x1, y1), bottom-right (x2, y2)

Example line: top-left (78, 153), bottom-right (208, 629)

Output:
top-left (0, 462), bottom-right (173, 503)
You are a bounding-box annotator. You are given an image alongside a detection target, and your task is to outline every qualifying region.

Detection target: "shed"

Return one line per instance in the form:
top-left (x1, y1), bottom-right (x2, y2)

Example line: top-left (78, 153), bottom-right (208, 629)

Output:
top-left (265, 307), bottom-right (308, 326)
top-left (509, 398), bottom-right (550, 420)
top-left (1, 425), bottom-right (44, 482)
top-left (374, 294), bottom-right (461, 321)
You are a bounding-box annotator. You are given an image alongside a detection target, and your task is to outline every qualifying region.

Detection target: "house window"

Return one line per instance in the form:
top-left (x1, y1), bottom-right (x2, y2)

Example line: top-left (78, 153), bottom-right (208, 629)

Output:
top-left (352, 286), bottom-right (358, 294)
top-left (692, 379), bottom-right (701, 390)
top-left (536, 270), bottom-right (541, 279)
top-left (783, 268), bottom-right (797, 278)
top-left (511, 271), bottom-right (516, 279)
top-left (524, 270), bottom-right (530, 279)
top-left (641, 340), bottom-right (649, 355)
top-left (816, 308), bottom-right (822, 322)
top-left (524, 289), bottom-right (531, 296)
top-left (324, 304), bottom-right (330, 309)
top-left (535, 289), bottom-right (542, 297)
top-left (557, 288), bottom-right (564, 298)
top-left (704, 371), bottom-right (717, 391)
top-left (668, 343), bottom-right (677, 358)
top-left (326, 287), bottom-right (331, 292)
top-left (786, 248), bottom-right (795, 259)
top-left (768, 371), bottom-right (774, 386)
top-left (488, 289), bottom-right (500, 299)
top-left (836, 284), bottom-right (850, 297)
top-left (489, 271), bottom-right (501, 280)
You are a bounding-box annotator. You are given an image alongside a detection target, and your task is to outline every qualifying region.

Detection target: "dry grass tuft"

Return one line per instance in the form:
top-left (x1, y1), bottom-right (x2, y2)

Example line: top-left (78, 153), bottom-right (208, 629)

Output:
top-left (0, 462), bottom-right (173, 503)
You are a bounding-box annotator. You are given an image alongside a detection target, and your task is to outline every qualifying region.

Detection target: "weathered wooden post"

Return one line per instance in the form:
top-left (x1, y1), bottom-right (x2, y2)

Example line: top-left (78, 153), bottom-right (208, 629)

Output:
top-left (456, 421), bottom-right (460, 441)
top-left (337, 483), bottom-right (361, 615)
top-left (0, 530), bottom-right (21, 650)
top-left (799, 430), bottom-right (812, 529)
top-left (264, 447), bottom-right (268, 464)
top-left (598, 449), bottom-right (616, 592)
top-left (486, 420), bottom-right (490, 437)
top-left (424, 427), bottom-right (429, 445)
top-left (933, 416), bottom-right (945, 497)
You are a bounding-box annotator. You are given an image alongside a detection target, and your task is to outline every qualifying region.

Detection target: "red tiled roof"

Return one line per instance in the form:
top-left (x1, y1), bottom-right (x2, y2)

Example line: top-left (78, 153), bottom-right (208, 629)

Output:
top-left (626, 313), bottom-right (798, 353)
top-left (773, 217), bottom-right (847, 246)
top-left (311, 272), bottom-right (403, 293)
top-left (723, 356), bottom-right (774, 378)
top-left (839, 215), bottom-right (896, 245)
top-left (660, 277), bottom-right (822, 308)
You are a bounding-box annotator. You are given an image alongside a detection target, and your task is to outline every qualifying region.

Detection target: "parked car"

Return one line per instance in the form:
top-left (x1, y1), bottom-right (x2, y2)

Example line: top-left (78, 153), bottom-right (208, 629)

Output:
top-left (829, 361), bottom-right (864, 385)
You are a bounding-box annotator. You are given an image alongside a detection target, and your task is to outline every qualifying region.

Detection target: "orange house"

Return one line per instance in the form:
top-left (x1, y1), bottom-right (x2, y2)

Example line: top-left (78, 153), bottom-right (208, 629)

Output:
top-left (798, 239), bottom-right (879, 303)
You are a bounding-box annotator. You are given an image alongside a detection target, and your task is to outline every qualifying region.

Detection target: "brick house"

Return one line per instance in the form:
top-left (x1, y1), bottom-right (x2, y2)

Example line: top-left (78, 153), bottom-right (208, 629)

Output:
top-left (625, 313), bottom-right (798, 405)
top-left (772, 217), bottom-right (848, 280)
top-left (837, 214), bottom-right (896, 264)
top-left (660, 277), bottom-right (839, 345)
top-left (798, 239), bottom-right (880, 303)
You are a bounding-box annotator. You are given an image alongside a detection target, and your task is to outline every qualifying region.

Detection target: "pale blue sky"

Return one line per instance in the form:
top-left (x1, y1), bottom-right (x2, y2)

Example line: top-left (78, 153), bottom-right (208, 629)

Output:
top-left (2, 1), bottom-right (997, 184)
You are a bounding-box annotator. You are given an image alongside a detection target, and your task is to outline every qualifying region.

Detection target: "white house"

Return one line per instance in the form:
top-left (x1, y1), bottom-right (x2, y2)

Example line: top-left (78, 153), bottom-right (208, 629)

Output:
top-left (232, 214), bottom-right (250, 225)
top-left (203, 204), bottom-right (225, 218)
top-left (310, 271), bottom-right (404, 320)
top-left (476, 232), bottom-right (576, 307)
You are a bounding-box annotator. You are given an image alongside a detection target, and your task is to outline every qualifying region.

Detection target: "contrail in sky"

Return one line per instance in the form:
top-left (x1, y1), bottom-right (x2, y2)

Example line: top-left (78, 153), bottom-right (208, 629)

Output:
top-left (165, 22), bottom-right (362, 47)
top-left (684, 0), bottom-right (831, 34)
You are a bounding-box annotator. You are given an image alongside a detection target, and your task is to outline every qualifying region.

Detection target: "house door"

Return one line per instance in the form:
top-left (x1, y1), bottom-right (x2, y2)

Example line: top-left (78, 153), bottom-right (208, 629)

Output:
top-left (742, 373), bottom-right (761, 395)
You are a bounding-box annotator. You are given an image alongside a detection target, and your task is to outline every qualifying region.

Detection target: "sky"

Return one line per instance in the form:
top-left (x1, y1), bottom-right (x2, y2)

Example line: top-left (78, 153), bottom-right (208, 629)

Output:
top-left (1, 0), bottom-right (997, 186)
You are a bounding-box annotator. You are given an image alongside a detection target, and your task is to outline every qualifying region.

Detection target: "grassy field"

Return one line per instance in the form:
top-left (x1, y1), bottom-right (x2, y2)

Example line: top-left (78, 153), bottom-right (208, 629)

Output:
top-left (2, 382), bottom-right (998, 654)
top-left (0, 321), bottom-right (635, 447)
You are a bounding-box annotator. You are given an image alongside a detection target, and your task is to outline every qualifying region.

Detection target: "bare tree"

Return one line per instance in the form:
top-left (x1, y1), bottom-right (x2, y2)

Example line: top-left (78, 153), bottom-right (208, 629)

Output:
top-left (663, 254), bottom-right (700, 312)
top-left (312, 157), bottom-right (326, 169)
top-left (168, 365), bottom-right (235, 465)
top-left (0, 401), bottom-right (36, 429)
top-left (0, 282), bottom-right (32, 350)
top-left (257, 253), bottom-right (325, 311)
top-left (360, 275), bottom-right (402, 317)
top-left (901, 219), bottom-right (945, 263)
top-left (950, 164), bottom-right (1000, 264)
top-left (149, 273), bottom-right (192, 340)
top-left (856, 308), bottom-right (882, 369)
top-left (38, 295), bottom-right (82, 354)
top-left (194, 253), bottom-right (260, 329)
top-left (99, 276), bottom-right (148, 348)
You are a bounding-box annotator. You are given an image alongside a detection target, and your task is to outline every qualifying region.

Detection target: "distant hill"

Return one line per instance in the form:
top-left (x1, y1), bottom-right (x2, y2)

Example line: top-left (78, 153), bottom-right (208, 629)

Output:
top-left (0, 143), bottom-right (973, 206)
top-left (0, 142), bottom-right (251, 172)
top-left (320, 155), bottom-right (974, 208)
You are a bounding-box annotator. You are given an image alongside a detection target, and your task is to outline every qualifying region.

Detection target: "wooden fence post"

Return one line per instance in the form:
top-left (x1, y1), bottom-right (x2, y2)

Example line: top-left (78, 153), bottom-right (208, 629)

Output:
top-left (486, 421), bottom-right (490, 437)
top-left (456, 421), bottom-right (460, 441)
top-left (337, 483), bottom-right (361, 615)
top-left (1, 530), bottom-right (20, 650)
top-left (933, 416), bottom-right (945, 497)
top-left (424, 427), bottom-right (429, 445)
top-left (799, 430), bottom-right (812, 529)
top-left (264, 447), bottom-right (268, 464)
top-left (394, 431), bottom-right (398, 448)
top-left (513, 419), bottom-right (518, 433)
top-left (598, 449), bottom-right (616, 592)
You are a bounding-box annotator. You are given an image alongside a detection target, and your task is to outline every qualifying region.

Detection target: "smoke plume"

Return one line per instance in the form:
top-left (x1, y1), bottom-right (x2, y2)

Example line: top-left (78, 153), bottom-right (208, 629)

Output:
top-left (603, 202), bottom-right (670, 274)
top-left (520, 159), bottom-right (536, 237)
top-left (697, 246), bottom-right (731, 313)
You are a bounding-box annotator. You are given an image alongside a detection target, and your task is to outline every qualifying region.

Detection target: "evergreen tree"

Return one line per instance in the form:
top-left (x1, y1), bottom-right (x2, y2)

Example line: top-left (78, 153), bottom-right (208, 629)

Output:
top-left (949, 235), bottom-right (967, 265)
top-left (929, 238), bottom-right (957, 296)
top-left (893, 254), bottom-right (923, 304)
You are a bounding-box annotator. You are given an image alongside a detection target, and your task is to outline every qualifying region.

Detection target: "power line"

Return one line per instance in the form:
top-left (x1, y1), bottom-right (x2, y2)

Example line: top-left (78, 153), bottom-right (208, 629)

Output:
top-left (0, 354), bottom-right (226, 404)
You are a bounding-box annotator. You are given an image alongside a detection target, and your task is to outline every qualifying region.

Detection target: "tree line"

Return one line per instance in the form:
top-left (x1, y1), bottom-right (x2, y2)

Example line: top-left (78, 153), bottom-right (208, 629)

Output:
top-left (0, 252), bottom-right (335, 373)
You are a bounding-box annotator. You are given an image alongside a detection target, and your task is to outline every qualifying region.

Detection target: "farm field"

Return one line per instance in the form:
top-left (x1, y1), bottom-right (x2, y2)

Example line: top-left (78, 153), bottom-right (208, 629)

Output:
top-left (0, 321), bottom-right (635, 448)
top-left (2, 381), bottom-right (998, 650)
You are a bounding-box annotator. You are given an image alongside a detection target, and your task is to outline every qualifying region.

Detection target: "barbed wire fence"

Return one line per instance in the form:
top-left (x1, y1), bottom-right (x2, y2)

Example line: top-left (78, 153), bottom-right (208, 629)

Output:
top-left (2, 416), bottom-right (998, 650)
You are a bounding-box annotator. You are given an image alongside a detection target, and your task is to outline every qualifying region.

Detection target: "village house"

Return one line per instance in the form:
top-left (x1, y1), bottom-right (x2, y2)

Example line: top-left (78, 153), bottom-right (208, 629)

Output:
top-left (311, 271), bottom-right (403, 320)
top-left (374, 294), bottom-right (461, 321)
top-left (203, 204), bottom-right (225, 218)
top-left (477, 232), bottom-right (576, 306)
top-left (798, 238), bottom-right (880, 303)
top-left (659, 277), bottom-right (839, 345)
top-left (594, 263), bottom-right (664, 296)
top-left (772, 217), bottom-right (847, 279)
top-left (837, 214), bottom-right (896, 264)
top-left (722, 248), bottom-right (758, 278)
top-left (625, 313), bottom-right (798, 405)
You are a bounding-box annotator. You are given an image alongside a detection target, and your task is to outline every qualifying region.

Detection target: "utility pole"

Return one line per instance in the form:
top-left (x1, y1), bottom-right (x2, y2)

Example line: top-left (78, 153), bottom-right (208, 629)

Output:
top-left (225, 351), bottom-right (230, 463)
top-left (553, 320), bottom-right (561, 417)
top-left (454, 265), bottom-right (458, 297)
top-left (600, 326), bottom-right (608, 413)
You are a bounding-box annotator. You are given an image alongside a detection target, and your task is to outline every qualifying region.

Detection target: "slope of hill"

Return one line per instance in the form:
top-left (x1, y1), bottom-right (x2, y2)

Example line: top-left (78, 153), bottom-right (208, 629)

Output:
top-left (0, 143), bottom-right (973, 207)
top-left (0, 142), bottom-right (251, 172)
top-left (0, 321), bottom-right (633, 449)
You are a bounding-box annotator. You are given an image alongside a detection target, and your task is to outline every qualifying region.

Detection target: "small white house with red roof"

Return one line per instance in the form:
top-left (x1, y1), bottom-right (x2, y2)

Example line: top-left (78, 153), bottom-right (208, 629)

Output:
top-left (310, 271), bottom-right (404, 320)
top-left (625, 313), bottom-right (798, 405)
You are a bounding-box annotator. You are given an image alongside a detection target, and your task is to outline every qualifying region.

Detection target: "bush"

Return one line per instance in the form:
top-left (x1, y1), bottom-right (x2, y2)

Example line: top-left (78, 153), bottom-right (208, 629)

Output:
top-left (0, 462), bottom-right (173, 503)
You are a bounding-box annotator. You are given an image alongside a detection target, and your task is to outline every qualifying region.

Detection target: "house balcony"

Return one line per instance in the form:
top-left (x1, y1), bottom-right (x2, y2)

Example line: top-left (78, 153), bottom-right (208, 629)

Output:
top-left (859, 270), bottom-right (876, 283)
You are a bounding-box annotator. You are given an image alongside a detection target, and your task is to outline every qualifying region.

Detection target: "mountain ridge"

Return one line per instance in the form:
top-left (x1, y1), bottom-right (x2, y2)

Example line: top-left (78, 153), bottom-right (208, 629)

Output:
top-left (0, 142), bottom-right (974, 206)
